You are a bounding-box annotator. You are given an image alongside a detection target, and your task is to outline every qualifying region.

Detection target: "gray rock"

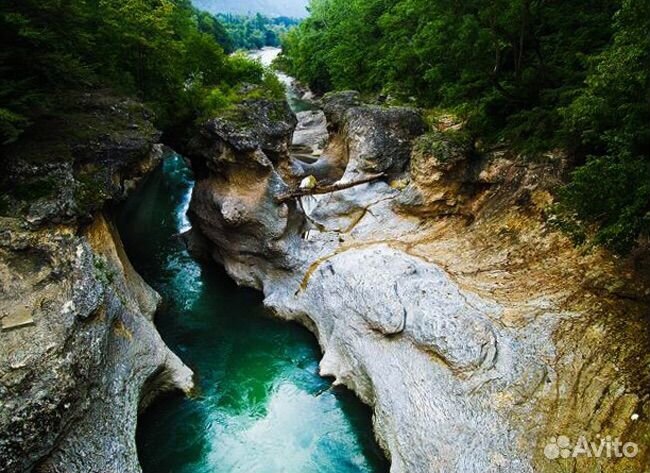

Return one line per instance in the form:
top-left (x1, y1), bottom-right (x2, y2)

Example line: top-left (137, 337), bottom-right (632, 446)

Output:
top-left (0, 216), bottom-right (193, 473)
top-left (0, 93), bottom-right (192, 473)
top-left (187, 99), bottom-right (297, 165)
top-left (288, 110), bottom-right (343, 183)
top-left (342, 105), bottom-right (426, 179)
top-left (322, 90), bottom-right (362, 131)
top-left (0, 92), bottom-right (163, 226)
top-left (291, 110), bottom-right (328, 153)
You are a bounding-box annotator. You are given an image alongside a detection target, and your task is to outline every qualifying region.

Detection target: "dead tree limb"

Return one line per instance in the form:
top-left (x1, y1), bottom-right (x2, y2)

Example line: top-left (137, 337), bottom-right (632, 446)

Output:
top-left (275, 173), bottom-right (386, 203)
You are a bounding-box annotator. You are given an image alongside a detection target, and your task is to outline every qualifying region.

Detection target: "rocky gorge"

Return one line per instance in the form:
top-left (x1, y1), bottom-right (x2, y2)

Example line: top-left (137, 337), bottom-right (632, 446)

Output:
top-left (0, 72), bottom-right (649, 473)
top-left (0, 93), bottom-right (193, 472)
top-left (183, 87), bottom-right (650, 472)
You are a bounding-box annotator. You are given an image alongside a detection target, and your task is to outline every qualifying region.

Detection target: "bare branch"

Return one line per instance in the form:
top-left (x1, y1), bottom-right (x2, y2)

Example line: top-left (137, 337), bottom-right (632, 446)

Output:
top-left (275, 173), bottom-right (386, 203)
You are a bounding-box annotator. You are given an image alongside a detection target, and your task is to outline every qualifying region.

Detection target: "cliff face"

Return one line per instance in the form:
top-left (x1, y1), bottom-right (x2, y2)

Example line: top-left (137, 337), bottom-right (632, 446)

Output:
top-left (186, 93), bottom-right (650, 472)
top-left (0, 92), bottom-right (193, 473)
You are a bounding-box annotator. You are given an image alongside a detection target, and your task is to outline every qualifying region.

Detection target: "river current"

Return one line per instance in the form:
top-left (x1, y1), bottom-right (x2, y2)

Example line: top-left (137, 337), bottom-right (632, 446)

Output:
top-left (117, 48), bottom-right (387, 473)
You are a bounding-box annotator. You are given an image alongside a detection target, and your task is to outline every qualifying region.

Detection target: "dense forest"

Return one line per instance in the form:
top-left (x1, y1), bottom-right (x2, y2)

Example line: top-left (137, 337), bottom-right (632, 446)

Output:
top-left (218, 13), bottom-right (300, 51)
top-left (0, 0), bottom-right (283, 143)
top-left (280, 0), bottom-right (650, 252)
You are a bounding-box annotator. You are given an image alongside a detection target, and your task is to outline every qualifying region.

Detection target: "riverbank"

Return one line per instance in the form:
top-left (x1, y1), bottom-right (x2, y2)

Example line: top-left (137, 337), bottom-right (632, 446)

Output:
top-left (1, 45), bottom-right (648, 473)
top-left (0, 92), bottom-right (194, 473)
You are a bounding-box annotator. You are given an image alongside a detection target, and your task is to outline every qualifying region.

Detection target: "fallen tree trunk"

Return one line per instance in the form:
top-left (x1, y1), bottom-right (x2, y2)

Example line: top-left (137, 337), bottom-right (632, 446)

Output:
top-left (276, 173), bottom-right (386, 203)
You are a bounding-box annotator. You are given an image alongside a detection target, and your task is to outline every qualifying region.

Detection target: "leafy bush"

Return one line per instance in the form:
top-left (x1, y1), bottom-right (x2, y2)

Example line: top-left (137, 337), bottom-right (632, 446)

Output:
top-left (0, 108), bottom-right (29, 145)
top-left (558, 0), bottom-right (650, 251)
top-left (559, 155), bottom-right (650, 253)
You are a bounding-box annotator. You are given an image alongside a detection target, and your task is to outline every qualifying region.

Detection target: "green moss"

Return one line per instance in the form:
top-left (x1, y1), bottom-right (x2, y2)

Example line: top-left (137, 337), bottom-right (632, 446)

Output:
top-left (218, 106), bottom-right (254, 128)
top-left (12, 177), bottom-right (58, 201)
top-left (74, 171), bottom-right (110, 214)
top-left (413, 130), bottom-right (472, 163)
top-left (93, 254), bottom-right (116, 285)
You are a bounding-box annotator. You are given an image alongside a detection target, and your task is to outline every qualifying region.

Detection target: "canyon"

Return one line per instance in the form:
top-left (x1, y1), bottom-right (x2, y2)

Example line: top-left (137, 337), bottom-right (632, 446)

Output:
top-left (1, 57), bottom-right (648, 473)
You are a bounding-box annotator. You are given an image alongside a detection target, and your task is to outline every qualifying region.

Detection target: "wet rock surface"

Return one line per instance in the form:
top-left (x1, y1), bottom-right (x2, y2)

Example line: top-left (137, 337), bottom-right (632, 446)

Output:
top-left (0, 93), bottom-right (193, 473)
top-left (187, 93), bottom-right (650, 473)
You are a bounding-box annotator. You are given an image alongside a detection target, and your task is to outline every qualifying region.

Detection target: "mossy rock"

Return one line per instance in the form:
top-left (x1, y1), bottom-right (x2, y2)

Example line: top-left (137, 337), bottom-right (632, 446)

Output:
top-left (413, 130), bottom-right (473, 165)
top-left (0, 90), bottom-right (160, 225)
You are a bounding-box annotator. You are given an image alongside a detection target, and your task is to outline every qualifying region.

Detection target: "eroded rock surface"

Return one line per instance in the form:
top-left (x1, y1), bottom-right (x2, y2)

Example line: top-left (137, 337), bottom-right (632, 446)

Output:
top-left (187, 92), bottom-right (650, 473)
top-left (341, 106), bottom-right (426, 179)
top-left (0, 93), bottom-right (193, 473)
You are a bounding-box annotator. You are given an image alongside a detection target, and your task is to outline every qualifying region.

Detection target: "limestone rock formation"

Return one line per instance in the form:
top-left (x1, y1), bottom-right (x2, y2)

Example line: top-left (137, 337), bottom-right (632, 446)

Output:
top-left (341, 105), bottom-right (426, 179)
top-left (187, 93), bottom-right (650, 473)
top-left (0, 93), bottom-right (193, 473)
top-left (186, 98), bottom-right (297, 167)
top-left (322, 90), bottom-right (362, 131)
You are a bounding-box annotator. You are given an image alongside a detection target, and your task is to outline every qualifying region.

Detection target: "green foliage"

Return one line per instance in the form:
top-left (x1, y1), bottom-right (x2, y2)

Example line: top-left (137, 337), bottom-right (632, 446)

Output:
top-left (0, 108), bottom-right (29, 144)
top-left (559, 155), bottom-right (650, 253)
top-left (282, 0), bottom-right (650, 251)
top-left (12, 177), bottom-right (58, 202)
top-left (195, 9), bottom-right (233, 52)
top-left (0, 0), bottom-right (281, 143)
top-left (218, 13), bottom-right (299, 51)
top-left (282, 0), bottom-right (617, 139)
top-left (93, 254), bottom-right (116, 285)
top-left (558, 0), bottom-right (650, 252)
top-left (199, 70), bottom-right (285, 119)
top-left (413, 130), bottom-right (473, 164)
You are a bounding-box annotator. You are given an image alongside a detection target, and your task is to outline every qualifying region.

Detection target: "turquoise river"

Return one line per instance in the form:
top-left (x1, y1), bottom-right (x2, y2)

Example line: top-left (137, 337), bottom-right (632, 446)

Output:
top-left (116, 153), bottom-right (388, 471)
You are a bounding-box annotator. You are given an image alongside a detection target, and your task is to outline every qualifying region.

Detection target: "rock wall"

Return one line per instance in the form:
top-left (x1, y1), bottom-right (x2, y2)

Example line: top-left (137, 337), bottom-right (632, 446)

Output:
top-left (0, 92), bottom-right (193, 473)
top-left (187, 94), bottom-right (650, 472)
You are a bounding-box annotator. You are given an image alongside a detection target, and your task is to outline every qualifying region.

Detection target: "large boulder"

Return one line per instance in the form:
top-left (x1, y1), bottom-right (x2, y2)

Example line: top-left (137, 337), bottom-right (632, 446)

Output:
top-left (185, 98), bottom-right (306, 288)
top-left (0, 92), bottom-right (162, 226)
top-left (186, 99), bottom-right (297, 169)
top-left (322, 90), bottom-right (361, 131)
top-left (396, 130), bottom-right (476, 216)
top-left (342, 105), bottom-right (427, 179)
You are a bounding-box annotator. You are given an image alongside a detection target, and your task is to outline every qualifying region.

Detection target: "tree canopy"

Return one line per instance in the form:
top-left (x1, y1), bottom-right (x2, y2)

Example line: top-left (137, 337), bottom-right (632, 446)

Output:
top-left (0, 0), bottom-right (283, 143)
top-left (218, 13), bottom-right (300, 51)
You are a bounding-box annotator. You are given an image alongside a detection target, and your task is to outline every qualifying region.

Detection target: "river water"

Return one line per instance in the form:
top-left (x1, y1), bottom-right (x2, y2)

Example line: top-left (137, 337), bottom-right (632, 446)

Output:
top-left (249, 47), bottom-right (316, 112)
top-left (117, 49), bottom-right (387, 473)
